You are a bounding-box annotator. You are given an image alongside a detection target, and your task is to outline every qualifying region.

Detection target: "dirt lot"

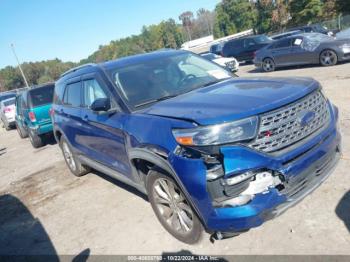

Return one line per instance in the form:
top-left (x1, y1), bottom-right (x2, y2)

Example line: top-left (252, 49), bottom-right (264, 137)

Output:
top-left (0, 63), bottom-right (349, 256)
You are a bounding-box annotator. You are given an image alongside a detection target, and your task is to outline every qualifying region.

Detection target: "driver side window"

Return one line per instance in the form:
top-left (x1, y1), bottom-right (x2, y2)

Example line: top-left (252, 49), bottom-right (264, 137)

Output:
top-left (82, 79), bottom-right (107, 108)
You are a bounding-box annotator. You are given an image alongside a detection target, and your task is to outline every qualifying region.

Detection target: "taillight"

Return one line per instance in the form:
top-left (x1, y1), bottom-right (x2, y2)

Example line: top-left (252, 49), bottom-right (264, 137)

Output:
top-left (28, 111), bottom-right (36, 122)
top-left (3, 107), bottom-right (11, 113)
top-left (49, 108), bottom-right (54, 116)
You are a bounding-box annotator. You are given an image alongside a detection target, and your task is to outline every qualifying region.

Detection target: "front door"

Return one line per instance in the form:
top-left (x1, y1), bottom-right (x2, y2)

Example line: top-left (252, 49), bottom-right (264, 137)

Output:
top-left (78, 73), bottom-right (132, 178)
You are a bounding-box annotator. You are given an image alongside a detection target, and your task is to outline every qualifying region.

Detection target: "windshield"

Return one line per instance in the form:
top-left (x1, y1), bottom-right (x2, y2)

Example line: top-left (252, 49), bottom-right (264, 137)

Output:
top-left (109, 52), bottom-right (233, 109)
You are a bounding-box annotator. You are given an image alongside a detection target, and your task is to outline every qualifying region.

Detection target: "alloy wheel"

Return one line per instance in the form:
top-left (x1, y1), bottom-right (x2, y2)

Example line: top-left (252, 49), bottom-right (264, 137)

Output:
top-left (320, 50), bottom-right (337, 66)
top-left (152, 178), bottom-right (194, 234)
top-left (62, 142), bottom-right (76, 171)
top-left (263, 58), bottom-right (275, 72)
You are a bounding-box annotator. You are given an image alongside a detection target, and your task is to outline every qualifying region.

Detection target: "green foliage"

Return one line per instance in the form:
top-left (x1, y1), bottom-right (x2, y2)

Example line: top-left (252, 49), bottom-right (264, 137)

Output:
top-left (255, 0), bottom-right (275, 34)
top-left (289, 0), bottom-right (324, 26)
top-left (335, 0), bottom-right (350, 15)
top-left (83, 19), bottom-right (183, 63)
top-left (214, 0), bottom-right (257, 37)
top-left (0, 59), bottom-right (75, 91)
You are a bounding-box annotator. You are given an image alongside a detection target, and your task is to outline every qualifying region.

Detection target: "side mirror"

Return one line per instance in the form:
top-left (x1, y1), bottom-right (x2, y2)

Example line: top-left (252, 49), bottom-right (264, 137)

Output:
top-left (90, 98), bottom-right (111, 112)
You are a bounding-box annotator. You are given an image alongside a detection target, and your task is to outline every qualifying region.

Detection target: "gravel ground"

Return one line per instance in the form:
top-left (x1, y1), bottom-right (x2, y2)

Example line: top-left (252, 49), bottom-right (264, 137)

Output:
top-left (0, 62), bottom-right (349, 256)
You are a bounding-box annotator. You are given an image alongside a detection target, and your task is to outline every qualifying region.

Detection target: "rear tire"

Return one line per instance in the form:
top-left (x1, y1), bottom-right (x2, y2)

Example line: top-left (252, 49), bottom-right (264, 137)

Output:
top-left (60, 137), bottom-right (90, 177)
top-left (16, 123), bottom-right (28, 138)
top-left (320, 49), bottom-right (338, 66)
top-left (146, 169), bottom-right (203, 244)
top-left (29, 130), bottom-right (44, 148)
top-left (5, 121), bottom-right (10, 131)
top-left (262, 58), bottom-right (275, 72)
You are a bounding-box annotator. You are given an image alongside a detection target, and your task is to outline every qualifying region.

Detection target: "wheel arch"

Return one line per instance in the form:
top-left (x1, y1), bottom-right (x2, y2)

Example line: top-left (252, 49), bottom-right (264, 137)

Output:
top-left (319, 48), bottom-right (339, 63)
top-left (128, 147), bottom-right (208, 230)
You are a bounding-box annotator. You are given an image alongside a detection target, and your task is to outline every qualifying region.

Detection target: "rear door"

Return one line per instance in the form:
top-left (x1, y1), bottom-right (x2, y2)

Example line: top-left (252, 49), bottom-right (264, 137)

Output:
top-left (79, 73), bottom-right (132, 177)
top-left (59, 78), bottom-right (85, 151)
top-left (28, 85), bottom-right (54, 126)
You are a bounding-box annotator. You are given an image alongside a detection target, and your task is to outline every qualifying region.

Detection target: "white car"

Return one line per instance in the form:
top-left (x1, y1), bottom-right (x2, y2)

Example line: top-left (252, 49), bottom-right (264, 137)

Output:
top-left (201, 53), bottom-right (239, 72)
top-left (0, 97), bottom-right (16, 130)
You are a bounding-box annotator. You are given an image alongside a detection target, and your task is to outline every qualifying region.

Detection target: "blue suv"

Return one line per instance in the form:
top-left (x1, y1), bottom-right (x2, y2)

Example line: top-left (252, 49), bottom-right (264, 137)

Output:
top-left (52, 50), bottom-right (341, 244)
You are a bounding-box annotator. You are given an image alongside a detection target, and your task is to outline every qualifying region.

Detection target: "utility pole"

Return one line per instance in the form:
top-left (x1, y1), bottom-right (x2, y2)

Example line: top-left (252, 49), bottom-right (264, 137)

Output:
top-left (10, 43), bottom-right (29, 88)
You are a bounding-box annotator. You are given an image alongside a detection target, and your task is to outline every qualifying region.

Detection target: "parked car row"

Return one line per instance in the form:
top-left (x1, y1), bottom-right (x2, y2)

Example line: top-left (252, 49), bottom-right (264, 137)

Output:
top-left (0, 50), bottom-right (342, 244)
top-left (209, 25), bottom-right (350, 72)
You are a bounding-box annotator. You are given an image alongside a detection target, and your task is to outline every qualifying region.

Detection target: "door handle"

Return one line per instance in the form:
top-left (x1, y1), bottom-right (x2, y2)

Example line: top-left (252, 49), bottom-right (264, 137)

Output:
top-left (82, 115), bottom-right (89, 121)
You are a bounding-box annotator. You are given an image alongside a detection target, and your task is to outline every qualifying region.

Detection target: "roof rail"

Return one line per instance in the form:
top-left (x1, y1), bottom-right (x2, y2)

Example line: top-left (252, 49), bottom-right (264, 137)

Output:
top-left (60, 63), bottom-right (95, 77)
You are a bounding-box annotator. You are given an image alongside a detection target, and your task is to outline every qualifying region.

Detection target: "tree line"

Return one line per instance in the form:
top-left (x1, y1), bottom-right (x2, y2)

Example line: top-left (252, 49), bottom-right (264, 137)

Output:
top-left (1, 0), bottom-right (349, 91)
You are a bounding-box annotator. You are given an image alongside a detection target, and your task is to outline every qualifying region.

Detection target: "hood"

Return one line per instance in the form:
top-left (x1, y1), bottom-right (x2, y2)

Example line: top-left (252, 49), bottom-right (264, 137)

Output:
top-left (140, 77), bottom-right (319, 125)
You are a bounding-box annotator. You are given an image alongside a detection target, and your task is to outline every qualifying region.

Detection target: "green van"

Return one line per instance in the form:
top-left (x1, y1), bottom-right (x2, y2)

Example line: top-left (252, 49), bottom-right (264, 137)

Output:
top-left (15, 83), bottom-right (55, 148)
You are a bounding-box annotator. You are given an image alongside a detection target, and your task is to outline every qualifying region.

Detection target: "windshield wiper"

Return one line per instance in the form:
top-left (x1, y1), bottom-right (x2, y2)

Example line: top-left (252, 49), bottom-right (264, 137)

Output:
top-left (199, 78), bottom-right (229, 88)
top-left (134, 94), bottom-right (178, 108)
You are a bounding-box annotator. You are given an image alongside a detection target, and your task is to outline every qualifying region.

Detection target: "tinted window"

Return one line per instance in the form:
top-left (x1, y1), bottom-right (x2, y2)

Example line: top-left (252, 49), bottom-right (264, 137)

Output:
top-left (244, 38), bottom-right (256, 48)
top-left (63, 82), bottom-right (81, 107)
top-left (21, 94), bottom-right (27, 110)
top-left (83, 79), bottom-right (107, 107)
top-left (0, 93), bottom-right (16, 102)
top-left (29, 85), bottom-right (54, 107)
top-left (273, 38), bottom-right (291, 49)
top-left (4, 98), bottom-right (15, 106)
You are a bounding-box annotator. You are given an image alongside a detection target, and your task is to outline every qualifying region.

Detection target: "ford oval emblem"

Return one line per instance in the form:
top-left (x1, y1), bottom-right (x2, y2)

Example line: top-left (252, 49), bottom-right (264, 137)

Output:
top-left (298, 111), bottom-right (316, 127)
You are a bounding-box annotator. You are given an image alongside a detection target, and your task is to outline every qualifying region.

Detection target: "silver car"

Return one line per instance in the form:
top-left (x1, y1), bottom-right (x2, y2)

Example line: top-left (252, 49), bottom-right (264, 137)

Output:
top-left (0, 97), bottom-right (16, 130)
top-left (254, 33), bottom-right (350, 72)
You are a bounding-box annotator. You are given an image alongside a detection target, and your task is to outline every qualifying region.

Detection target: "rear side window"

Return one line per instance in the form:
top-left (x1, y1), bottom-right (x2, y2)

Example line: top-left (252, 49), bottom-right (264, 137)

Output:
top-left (223, 39), bottom-right (242, 55)
top-left (272, 38), bottom-right (291, 49)
top-left (244, 38), bottom-right (256, 48)
top-left (82, 79), bottom-right (107, 107)
top-left (29, 85), bottom-right (54, 107)
top-left (63, 82), bottom-right (82, 107)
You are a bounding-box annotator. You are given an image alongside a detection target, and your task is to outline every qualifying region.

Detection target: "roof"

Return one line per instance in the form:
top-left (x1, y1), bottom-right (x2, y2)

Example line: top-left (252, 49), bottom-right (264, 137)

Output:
top-left (58, 49), bottom-right (189, 82)
top-left (102, 49), bottom-right (187, 70)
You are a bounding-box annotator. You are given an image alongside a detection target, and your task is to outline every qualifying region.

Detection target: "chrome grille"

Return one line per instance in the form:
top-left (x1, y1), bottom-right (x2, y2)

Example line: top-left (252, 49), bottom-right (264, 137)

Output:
top-left (248, 91), bottom-right (330, 153)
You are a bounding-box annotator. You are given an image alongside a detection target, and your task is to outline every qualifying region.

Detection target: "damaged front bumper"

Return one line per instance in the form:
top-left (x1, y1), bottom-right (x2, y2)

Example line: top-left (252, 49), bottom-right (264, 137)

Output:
top-left (168, 105), bottom-right (341, 234)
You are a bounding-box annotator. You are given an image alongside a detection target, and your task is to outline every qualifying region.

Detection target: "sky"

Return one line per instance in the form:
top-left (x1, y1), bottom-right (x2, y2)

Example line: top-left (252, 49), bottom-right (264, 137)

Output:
top-left (0, 0), bottom-right (220, 69)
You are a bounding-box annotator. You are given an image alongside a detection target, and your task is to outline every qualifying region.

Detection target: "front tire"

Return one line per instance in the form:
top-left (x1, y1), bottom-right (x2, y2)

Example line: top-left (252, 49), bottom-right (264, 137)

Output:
top-left (146, 169), bottom-right (203, 244)
top-left (60, 137), bottom-right (90, 177)
top-left (262, 58), bottom-right (275, 72)
top-left (320, 49), bottom-right (338, 66)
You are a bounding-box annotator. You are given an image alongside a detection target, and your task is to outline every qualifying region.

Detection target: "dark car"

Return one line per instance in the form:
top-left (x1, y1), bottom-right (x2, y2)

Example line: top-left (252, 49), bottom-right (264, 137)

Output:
top-left (287, 24), bottom-right (334, 36)
top-left (221, 35), bottom-right (273, 62)
top-left (254, 33), bottom-right (350, 72)
top-left (271, 30), bottom-right (302, 40)
top-left (209, 43), bottom-right (224, 55)
top-left (52, 50), bottom-right (340, 244)
top-left (15, 83), bottom-right (55, 147)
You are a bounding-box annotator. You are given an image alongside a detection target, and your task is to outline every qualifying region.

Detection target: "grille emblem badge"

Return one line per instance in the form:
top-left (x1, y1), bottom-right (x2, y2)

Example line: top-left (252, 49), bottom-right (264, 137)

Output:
top-left (298, 111), bottom-right (316, 127)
